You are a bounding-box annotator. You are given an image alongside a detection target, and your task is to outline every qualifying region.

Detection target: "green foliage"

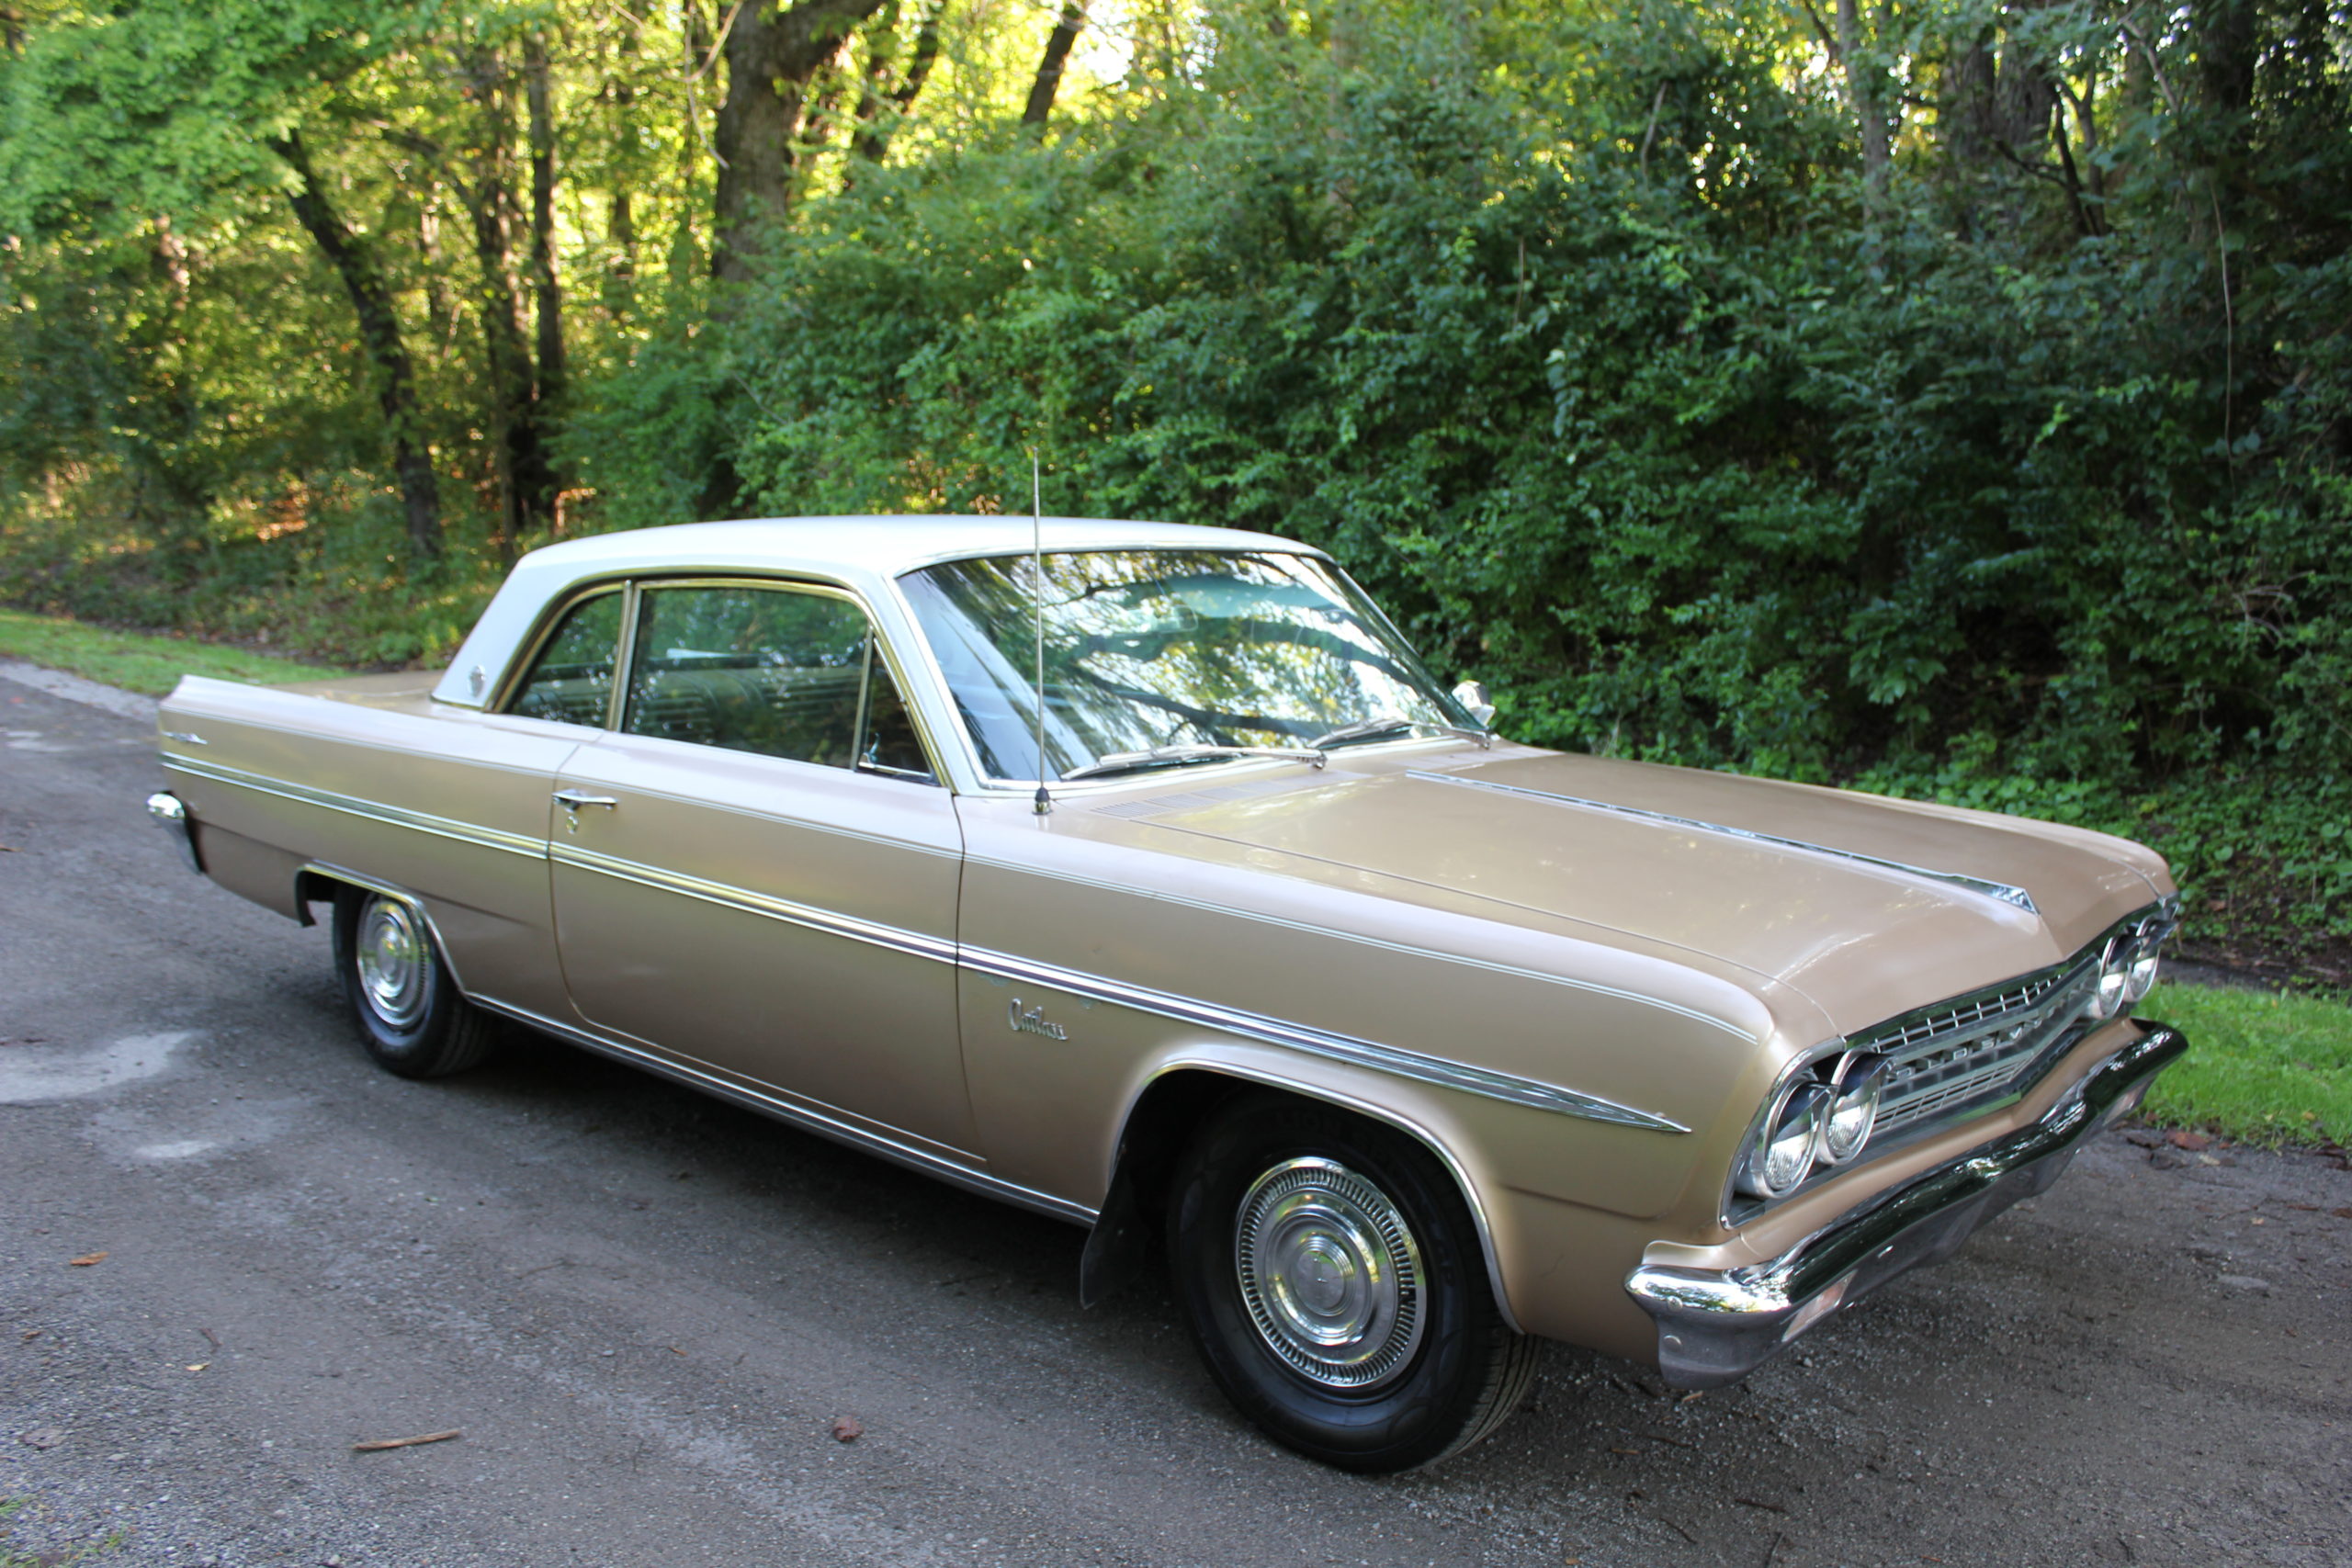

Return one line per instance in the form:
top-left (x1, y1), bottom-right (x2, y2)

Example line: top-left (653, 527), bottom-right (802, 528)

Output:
top-left (2141, 981), bottom-right (2352, 1147)
top-left (6, 0), bottom-right (2352, 974)
top-left (0, 604), bottom-right (343, 692)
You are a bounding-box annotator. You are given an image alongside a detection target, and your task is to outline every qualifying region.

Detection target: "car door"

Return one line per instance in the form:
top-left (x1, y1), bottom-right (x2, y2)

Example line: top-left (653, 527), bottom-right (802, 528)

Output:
top-left (548, 579), bottom-right (975, 1158)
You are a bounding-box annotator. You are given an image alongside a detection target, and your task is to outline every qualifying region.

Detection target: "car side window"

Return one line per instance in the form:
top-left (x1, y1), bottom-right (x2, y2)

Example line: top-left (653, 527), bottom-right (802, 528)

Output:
top-left (507, 591), bottom-right (624, 725)
top-left (622, 584), bottom-right (933, 781)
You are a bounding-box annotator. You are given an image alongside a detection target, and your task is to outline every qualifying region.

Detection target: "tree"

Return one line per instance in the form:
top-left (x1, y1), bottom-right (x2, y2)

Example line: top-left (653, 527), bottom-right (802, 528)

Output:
top-left (1023, 3), bottom-right (1088, 127)
top-left (711, 0), bottom-right (888, 283)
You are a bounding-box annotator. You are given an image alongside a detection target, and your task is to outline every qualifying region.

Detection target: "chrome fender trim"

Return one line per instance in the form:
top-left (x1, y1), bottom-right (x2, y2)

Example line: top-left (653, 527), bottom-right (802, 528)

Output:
top-left (963, 944), bottom-right (1690, 1134)
top-left (294, 863), bottom-right (476, 995)
top-left (1112, 1054), bottom-right (1527, 1336)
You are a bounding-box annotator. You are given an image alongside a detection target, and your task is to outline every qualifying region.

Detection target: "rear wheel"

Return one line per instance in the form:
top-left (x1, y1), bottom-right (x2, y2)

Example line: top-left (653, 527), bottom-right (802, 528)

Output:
top-left (1167, 1093), bottom-right (1540, 1472)
top-left (330, 886), bottom-right (498, 1078)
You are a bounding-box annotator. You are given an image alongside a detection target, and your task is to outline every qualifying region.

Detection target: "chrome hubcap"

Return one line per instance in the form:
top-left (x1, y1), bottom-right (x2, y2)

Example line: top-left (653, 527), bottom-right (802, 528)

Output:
top-left (1234, 1157), bottom-right (1424, 1391)
top-left (355, 897), bottom-right (432, 1030)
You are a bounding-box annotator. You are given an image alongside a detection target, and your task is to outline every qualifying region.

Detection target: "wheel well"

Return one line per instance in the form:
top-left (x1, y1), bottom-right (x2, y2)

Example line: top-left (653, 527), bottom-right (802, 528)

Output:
top-left (291, 867), bottom-right (345, 928)
top-left (1109, 1068), bottom-right (1253, 1224)
top-left (1084, 1066), bottom-right (1517, 1332)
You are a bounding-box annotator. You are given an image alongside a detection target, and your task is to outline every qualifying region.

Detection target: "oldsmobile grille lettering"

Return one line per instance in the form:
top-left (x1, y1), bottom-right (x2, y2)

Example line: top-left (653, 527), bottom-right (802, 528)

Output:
top-left (1008, 998), bottom-right (1068, 1041)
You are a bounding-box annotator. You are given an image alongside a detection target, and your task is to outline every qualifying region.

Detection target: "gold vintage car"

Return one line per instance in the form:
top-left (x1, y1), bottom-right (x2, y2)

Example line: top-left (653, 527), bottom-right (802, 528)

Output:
top-left (146, 516), bottom-right (2186, 1471)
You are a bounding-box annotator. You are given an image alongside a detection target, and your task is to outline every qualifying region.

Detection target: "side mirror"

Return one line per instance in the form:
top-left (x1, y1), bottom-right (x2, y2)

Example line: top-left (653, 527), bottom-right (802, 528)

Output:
top-left (1451, 680), bottom-right (1496, 728)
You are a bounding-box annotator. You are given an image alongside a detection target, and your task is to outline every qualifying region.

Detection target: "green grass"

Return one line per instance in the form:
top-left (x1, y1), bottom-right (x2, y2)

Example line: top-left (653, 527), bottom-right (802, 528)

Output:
top-left (0, 608), bottom-right (344, 695)
top-left (2140, 980), bottom-right (2352, 1147)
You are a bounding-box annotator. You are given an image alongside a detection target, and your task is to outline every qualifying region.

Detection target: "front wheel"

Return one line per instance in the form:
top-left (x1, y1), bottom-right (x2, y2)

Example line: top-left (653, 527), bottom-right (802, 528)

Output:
top-left (1167, 1093), bottom-right (1540, 1472)
top-left (330, 886), bottom-right (498, 1078)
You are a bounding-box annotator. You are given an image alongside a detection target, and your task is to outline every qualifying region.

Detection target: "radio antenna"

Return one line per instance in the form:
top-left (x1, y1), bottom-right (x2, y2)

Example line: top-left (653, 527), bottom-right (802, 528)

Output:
top-left (1030, 448), bottom-right (1052, 818)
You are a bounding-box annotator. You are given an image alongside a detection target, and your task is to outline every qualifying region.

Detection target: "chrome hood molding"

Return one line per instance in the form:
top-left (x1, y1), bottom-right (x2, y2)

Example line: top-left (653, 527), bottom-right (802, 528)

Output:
top-left (1408, 771), bottom-right (2040, 917)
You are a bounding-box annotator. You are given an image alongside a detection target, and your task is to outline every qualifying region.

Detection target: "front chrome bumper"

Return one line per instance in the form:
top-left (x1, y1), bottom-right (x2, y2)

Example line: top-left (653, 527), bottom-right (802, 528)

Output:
top-left (1624, 1021), bottom-right (2188, 1389)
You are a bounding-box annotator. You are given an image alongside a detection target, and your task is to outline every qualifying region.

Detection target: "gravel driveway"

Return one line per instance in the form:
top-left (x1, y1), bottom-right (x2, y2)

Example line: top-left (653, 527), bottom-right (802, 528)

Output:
top-left (3, 666), bottom-right (2347, 1567)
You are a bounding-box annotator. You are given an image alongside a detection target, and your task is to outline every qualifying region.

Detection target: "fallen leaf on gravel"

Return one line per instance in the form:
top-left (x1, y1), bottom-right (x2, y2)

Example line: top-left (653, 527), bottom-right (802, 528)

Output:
top-left (2165, 1130), bottom-right (2211, 1151)
top-left (831, 1417), bottom-right (863, 1443)
top-left (185, 1362), bottom-right (209, 1372)
top-left (2333, 1207), bottom-right (2352, 1220)
top-left (19, 1427), bottom-right (62, 1450)
top-left (67, 1252), bottom-right (107, 1267)
top-left (20, 1330), bottom-right (39, 1342)
top-left (352, 1429), bottom-right (462, 1452)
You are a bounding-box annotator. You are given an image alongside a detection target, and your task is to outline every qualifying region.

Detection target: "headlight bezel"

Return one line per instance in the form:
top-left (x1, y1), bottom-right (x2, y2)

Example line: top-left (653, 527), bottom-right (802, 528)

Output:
top-left (1724, 898), bottom-right (2178, 1224)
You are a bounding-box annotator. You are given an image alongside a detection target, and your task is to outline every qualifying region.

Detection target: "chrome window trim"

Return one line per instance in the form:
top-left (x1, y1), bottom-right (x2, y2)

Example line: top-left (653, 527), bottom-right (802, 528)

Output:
top-left (965, 945), bottom-right (1690, 1132)
top-left (1134, 1056), bottom-right (1526, 1334)
top-left (164, 756), bottom-right (548, 862)
top-left (886, 547), bottom-right (1455, 798)
top-left (1408, 772), bottom-right (2040, 917)
top-left (615, 574), bottom-right (953, 786)
top-left (465, 996), bottom-right (1096, 1225)
top-left (490, 580), bottom-right (631, 724)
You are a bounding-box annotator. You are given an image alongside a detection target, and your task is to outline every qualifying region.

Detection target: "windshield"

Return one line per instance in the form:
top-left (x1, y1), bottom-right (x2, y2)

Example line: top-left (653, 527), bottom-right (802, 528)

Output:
top-left (898, 549), bottom-right (1472, 784)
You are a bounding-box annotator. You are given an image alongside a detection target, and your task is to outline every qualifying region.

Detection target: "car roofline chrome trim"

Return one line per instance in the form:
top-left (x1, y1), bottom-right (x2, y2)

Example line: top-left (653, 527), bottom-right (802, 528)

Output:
top-left (1134, 1055), bottom-right (1526, 1334)
top-left (164, 756), bottom-right (548, 861)
top-left (468, 996), bottom-right (1099, 1225)
top-left (1408, 771), bottom-right (2040, 917)
top-left (964, 945), bottom-right (1690, 1132)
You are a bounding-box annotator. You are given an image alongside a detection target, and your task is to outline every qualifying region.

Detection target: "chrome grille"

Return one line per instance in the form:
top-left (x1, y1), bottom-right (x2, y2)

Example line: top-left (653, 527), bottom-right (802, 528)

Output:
top-left (1864, 963), bottom-right (2097, 1135)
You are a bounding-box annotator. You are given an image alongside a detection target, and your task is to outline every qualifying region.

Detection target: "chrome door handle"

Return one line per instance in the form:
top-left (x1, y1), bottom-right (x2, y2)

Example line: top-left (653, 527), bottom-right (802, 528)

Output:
top-left (552, 790), bottom-right (619, 810)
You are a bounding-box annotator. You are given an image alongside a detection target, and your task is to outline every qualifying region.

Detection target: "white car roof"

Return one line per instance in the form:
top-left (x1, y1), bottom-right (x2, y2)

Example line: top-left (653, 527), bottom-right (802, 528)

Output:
top-left (430, 514), bottom-right (1324, 709)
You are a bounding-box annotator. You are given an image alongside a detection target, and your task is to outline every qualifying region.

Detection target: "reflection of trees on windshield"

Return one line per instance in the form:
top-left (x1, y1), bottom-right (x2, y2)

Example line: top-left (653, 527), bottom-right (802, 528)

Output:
top-left (899, 550), bottom-right (1464, 780)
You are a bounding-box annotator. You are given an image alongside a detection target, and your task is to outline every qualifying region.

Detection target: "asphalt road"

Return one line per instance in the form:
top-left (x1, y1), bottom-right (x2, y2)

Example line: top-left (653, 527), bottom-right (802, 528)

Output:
top-left (4, 668), bottom-right (2348, 1568)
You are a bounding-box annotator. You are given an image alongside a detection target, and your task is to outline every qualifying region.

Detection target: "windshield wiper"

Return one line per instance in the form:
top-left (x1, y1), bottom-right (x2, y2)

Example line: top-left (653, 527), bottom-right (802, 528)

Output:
top-left (1307, 714), bottom-right (1494, 750)
top-left (1060, 743), bottom-right (1327, 782)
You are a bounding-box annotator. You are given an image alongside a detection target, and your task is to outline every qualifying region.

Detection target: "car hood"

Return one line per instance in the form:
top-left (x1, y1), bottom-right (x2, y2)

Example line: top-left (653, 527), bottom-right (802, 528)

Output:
top-left (1118, 746), bottom-right (2169, 1035)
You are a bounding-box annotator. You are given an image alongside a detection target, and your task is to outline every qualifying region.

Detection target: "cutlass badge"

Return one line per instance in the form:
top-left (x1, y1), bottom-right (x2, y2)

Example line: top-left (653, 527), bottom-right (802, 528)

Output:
top-left (1008, 998), bottom-right (1068, 1041)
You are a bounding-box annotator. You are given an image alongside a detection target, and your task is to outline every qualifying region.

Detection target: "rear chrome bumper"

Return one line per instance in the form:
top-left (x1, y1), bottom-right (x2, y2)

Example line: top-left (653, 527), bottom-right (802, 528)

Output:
top-left (1624, 1021), bottom-right (2187, 1389)
top-left (145, 790), bottom-right (204, 874)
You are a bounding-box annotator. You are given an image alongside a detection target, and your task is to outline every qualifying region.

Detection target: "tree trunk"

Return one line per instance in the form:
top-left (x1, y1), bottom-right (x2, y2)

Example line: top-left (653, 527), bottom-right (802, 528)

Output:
top-left (674, 0), bottom-right (712, 286)
top-left (1836, 0), bottom-right (1892, 197)
top-left (457, 51), bottom-right (557, 549)
top-left (1023, 3), bottom-right (1087, 127)
top-left (268, 131), bottom-right (444, 560)
top-left (851, 1), bottom-right (944, 165)
top-left (526, 34), bottom-right (566, 421)
top-left (711, 0), bottom-right (887, 283)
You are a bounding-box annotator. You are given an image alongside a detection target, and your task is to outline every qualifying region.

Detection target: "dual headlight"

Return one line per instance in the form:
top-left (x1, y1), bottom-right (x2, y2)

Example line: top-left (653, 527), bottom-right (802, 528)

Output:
top-left (1737, 908), bottom-right (2176, 1203)
top-left (2088, 914), bottom-right (2169, 1020)
top-left (1736, 1050), bottom-right (1889, 1200)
